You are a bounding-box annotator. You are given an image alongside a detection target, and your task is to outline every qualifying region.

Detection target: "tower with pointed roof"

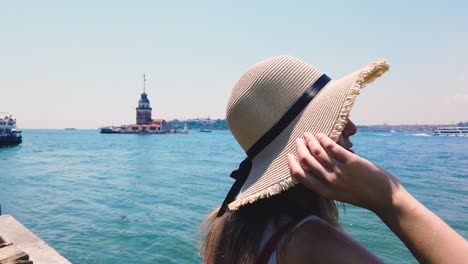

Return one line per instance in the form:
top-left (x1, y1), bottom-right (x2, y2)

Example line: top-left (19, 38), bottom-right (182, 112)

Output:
top-left (136, 74), bottom-right (153, 125)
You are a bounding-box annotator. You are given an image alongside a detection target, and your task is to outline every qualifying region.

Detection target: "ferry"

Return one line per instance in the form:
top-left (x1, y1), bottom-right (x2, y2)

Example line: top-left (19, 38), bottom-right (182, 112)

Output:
top-left (0, 112), bottom-right (22, 146)
top-left (433, 127), bottom-right (468, 137)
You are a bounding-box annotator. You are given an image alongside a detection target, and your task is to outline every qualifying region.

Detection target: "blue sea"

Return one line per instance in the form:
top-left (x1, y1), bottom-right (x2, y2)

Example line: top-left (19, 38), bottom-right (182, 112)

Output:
top-left (0, 130), bottom-right (467, 263)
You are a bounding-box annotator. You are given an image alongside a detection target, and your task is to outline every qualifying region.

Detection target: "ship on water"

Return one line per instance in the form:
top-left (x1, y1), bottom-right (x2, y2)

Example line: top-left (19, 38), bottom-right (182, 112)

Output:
top-left (100, 74), bottom-right (188, 134)
top-left (433, 127), bottom-right (468, 137)
top-left (0, 112), bottom-right (22, 146)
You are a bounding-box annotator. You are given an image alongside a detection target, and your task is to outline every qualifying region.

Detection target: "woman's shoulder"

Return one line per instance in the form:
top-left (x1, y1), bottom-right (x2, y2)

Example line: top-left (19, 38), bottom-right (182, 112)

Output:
top-left (279, 216), bottom-right (383, 264)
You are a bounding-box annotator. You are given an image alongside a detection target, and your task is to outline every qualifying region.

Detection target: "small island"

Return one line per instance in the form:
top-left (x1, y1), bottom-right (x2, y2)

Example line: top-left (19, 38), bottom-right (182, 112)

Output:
top-left (100, 75), bottom-right (188, 134)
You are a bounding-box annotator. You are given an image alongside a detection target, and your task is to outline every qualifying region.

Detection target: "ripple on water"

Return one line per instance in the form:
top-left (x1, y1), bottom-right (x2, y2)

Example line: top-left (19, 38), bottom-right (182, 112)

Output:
top-left (0, 130), bottom-right (466, 263)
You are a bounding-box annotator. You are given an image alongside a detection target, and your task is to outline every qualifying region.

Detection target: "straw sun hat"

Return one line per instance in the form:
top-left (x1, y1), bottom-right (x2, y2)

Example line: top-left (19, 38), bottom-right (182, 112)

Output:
top-left (217, 55), bottom-right (389, 216)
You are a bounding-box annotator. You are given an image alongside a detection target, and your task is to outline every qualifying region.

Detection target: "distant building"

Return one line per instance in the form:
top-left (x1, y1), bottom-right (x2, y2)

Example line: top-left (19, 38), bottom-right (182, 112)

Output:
top-left (136, 92), bottom-right (152, 125)
top-left (128, 74), bottom-right (171, 133)
top-left (100, 74), bottom-right (177, 134)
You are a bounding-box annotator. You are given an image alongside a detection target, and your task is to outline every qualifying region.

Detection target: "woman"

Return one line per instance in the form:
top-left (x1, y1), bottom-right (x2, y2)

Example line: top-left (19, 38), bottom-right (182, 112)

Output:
top-left (199, 56), bottom-right (467, 263)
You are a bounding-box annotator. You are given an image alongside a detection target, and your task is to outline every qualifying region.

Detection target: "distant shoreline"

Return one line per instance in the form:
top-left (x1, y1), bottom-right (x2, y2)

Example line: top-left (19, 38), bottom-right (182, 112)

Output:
top-left (168, 119), bottom-right (468, 133)
top-left (19, 120), bottom-right (468, 132)
top-left (357, 123), bottom-right (468, 133)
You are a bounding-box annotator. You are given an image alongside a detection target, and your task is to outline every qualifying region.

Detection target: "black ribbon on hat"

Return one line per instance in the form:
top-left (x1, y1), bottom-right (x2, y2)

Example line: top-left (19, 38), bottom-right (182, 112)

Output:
top-left (217, 74), bottom-right (331, 217)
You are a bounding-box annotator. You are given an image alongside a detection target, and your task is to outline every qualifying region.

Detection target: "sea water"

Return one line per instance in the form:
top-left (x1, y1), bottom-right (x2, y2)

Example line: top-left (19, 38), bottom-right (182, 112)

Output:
top-left (0, 130), bottom-right (466, 263)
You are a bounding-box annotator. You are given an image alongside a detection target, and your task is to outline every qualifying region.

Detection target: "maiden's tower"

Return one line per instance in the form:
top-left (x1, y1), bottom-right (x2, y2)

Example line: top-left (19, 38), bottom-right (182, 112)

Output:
top-left (100, 74), bottom-right (179, 134)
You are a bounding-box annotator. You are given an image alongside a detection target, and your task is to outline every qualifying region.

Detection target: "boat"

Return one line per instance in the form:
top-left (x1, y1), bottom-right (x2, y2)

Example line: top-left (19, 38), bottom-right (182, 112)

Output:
top-left (433, 127), bottom-right (468, 137)
top-left (100, 126), bottom-right (122, 134)
top-left (0, 112), bottom-right (22, 146)
top-left (200, 128), bottom-right (212, 133)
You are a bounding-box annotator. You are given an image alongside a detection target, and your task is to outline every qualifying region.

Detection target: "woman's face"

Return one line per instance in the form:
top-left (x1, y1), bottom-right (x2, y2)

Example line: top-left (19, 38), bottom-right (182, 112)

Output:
top-left (337, 120), bottom-right (357, 153)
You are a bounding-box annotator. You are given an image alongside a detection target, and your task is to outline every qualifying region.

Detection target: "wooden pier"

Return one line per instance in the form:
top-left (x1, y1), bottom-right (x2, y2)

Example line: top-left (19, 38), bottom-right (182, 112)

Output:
top-left (0, 215), bottom-right (71, 264)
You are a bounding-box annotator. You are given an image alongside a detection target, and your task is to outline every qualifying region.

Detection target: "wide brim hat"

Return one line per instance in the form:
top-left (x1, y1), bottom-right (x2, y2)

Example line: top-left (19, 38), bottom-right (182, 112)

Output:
top-left (220, 55), bottom-right (389, 214)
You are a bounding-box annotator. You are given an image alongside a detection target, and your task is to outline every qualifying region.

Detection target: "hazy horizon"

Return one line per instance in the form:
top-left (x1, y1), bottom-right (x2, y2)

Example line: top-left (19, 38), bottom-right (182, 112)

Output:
top-left (16, 116), bottom-right (467, 131)
top-left (1, 1), bottom-right (467, 129)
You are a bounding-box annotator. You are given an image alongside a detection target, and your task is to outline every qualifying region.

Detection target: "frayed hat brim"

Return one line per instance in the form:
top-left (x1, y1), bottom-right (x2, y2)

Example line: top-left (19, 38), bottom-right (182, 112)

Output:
top-left (228, 59), bottom-right (389, 210)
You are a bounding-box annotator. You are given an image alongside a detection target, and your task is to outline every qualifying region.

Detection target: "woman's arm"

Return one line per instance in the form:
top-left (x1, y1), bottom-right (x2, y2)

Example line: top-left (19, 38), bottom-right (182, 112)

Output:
top-left (378, 186), bottom-right (468, 263)
top-left (288, 132), bottom-right (468, 264)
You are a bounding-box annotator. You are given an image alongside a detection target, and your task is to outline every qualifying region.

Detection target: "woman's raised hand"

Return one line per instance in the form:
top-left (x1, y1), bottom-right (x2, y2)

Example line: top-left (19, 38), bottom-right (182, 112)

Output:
top-left (288, 132), bottom-right (468, 263)
top-left (288, 132), bottom-right (401, 214)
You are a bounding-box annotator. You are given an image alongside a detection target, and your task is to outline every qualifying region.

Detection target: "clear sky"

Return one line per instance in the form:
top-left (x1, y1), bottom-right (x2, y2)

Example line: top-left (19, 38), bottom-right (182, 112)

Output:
top-left (1, 0), bottom-right (467, 129)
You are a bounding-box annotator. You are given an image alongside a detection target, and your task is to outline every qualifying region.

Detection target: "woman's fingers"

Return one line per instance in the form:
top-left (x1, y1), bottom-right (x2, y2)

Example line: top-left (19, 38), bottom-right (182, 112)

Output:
top-left (287, 154), bottom-right (329, 195)
top-left (303, 132), bottom-right (335, 170)
top-left (290, 133), bottom-right (403, 211)
top-left (295, 137), bottom-right (330, 177)
top-left (316, 133), bottom-right (353, 163)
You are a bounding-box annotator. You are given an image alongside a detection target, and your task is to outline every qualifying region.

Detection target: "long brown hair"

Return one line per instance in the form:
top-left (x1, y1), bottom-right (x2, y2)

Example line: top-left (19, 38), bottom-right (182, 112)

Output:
top-left (198, 184), bottom-right (339, 264)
